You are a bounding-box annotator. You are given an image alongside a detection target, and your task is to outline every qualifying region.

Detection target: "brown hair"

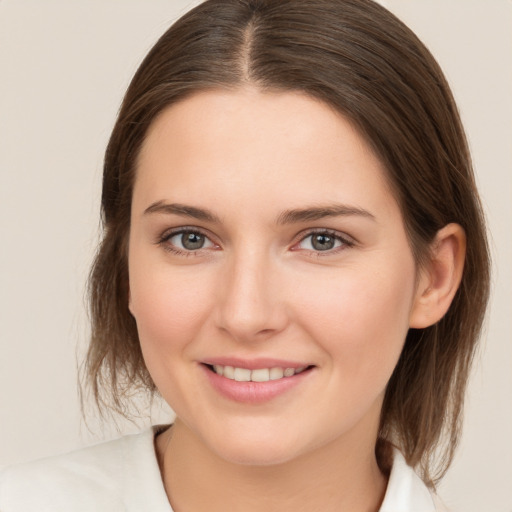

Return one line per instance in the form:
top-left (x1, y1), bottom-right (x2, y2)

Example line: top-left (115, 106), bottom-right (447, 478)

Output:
top-left (85, 0), bottom-right (490, 485)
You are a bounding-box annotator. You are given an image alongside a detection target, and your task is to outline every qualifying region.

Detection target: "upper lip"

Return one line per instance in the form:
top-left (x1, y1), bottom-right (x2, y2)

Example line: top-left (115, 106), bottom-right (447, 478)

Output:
top-left (201, 357), bottom-right (313, 370)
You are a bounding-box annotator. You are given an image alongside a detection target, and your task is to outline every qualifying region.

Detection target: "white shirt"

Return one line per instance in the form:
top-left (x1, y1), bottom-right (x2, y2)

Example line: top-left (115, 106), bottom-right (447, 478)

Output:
top-left (0, 426), bottom-right (447, 511)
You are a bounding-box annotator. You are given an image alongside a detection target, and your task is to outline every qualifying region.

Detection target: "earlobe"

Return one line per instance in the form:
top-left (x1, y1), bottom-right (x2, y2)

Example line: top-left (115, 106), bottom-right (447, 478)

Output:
top-left (409, 223), bottom-right (466, 329)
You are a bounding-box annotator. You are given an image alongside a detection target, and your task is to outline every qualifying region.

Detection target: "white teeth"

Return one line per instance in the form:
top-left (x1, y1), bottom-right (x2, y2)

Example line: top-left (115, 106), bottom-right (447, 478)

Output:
top-left (223, 365), bottom-right (235, 379)
top-left (234, 368), bottom-right (251, 382)
top-left (269, 367), bottom-right (284, 380)
top-left (211, 365), bottom-right (308, 382)
top-left (283, 368), bottom-right (295, 377)
top-left (251, 368), bottom-right (270, 382)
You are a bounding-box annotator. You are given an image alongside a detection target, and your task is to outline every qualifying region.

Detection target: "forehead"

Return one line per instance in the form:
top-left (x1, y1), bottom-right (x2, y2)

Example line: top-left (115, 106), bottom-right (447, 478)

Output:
top-left (133, 88), bottom-right (398, 221)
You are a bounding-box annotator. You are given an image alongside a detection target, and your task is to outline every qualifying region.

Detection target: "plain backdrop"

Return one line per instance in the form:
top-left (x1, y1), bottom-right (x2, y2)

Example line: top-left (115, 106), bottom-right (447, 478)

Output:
top-left (1, 1), bottom-right (511, 511)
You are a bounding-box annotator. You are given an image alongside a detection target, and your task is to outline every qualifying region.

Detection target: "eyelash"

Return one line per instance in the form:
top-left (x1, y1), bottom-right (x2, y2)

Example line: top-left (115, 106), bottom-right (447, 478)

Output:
top-left (293, 229), bottom-right (355, 256)
top-left (156, 227), bottom-right (354, 257)
top-left (157, 227), bottom-right (216, 257)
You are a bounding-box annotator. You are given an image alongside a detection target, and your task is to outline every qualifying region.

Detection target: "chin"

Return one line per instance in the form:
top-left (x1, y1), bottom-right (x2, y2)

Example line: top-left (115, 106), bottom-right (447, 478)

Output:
top-left (193, 418), bottom-right (302, 466)
top-left (213, 439), bottom-right (301, 467)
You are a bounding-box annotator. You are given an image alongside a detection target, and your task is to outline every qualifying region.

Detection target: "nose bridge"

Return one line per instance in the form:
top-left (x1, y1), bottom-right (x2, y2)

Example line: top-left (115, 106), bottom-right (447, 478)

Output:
top-left (215, 245), bottom-right (286, 341)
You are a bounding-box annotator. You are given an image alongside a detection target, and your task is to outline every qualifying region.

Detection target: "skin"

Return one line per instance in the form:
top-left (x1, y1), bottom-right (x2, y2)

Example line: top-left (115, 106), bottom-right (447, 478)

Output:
top-left (128, 88), bottom-right (465, 512)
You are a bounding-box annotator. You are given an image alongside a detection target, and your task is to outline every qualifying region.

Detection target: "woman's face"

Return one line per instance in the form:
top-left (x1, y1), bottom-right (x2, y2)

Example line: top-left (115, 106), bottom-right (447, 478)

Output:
top-left (128, 88), bottom-right (425, 465)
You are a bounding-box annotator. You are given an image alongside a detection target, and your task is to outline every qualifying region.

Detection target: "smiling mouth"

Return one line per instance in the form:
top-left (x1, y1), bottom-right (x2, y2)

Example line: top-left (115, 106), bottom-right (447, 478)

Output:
top-left (204, 364), bottom-right (313, 382)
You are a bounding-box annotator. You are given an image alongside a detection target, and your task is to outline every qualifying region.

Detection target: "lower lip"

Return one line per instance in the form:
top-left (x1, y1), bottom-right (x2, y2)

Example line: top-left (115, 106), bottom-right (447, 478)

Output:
top-left (201, 364), bottom-right (313, 404)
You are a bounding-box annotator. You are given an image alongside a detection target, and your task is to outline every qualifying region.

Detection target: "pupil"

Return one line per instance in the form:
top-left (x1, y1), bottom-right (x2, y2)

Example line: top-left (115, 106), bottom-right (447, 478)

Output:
top-left (182, 232), bottom-right (204, 250)
top-left (312, 234), bottom-right (334, 251)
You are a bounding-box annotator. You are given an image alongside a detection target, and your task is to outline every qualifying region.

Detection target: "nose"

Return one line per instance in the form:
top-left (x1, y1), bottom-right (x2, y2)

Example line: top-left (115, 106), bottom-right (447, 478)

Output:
top-left (214, 250), bottom-right (289, 343)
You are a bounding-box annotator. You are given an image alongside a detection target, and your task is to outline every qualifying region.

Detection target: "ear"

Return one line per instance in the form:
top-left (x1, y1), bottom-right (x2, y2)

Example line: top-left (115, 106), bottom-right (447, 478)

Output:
top-left (409, 223), bottom-right (466, 328)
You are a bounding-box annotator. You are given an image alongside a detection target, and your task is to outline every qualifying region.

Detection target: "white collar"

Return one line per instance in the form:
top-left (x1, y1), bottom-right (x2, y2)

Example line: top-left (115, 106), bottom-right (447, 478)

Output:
top-left (379, 449), bottom-right (440, 511)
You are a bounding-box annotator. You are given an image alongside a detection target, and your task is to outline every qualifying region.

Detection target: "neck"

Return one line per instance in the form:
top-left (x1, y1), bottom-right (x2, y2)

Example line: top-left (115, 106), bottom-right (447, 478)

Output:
top-left (156, 419), bottom-right (387, 512)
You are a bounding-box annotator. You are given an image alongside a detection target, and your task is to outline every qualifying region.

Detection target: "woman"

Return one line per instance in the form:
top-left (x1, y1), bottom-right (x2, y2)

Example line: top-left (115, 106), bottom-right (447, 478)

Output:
top-left (0, 0), bottom-right (490, 511)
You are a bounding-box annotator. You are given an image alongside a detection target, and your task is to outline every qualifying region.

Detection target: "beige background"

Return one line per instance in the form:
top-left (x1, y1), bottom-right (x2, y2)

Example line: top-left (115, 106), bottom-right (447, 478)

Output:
top-left (0, 1), bottom-right (511, 511)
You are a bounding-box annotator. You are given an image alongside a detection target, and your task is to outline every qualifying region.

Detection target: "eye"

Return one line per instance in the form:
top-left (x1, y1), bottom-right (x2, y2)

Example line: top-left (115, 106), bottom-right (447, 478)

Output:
top-left (160, 228), bottom-right (216, 253)
top-left (295, 231), bottom-right (351, 253)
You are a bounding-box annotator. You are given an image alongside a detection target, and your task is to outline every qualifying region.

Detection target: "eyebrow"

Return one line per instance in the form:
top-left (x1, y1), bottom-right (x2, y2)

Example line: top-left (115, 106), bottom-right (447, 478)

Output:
top-left (143, 201), bottom-right (375, 224)
top-left (143, 201), bottom-right (221, 223)
top-left (276, 204), bottom-right (375, 224)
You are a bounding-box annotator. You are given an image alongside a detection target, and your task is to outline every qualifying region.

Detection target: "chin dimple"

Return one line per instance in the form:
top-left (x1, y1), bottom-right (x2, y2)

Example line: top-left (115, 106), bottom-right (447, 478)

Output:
top-left (211, 365), bottom-right (308, 382)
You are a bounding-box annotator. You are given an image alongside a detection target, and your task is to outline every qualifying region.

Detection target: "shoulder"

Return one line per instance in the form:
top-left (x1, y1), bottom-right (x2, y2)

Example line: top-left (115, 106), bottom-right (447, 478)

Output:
top-left (0, 426), bottom-right (171, 512)
top-left (380, 449), bottom-right (450, 512)
top-left (0, 433), bottom-right (136, 511)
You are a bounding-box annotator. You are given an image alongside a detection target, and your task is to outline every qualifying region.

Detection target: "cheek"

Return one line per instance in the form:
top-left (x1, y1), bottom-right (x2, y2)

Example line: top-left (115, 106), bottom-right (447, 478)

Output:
top-left (129, 259), bottom-right (215, 358)
top-left (128, 261), bottom-right (218, 408)
top-left (295, 260), bottom-right (416, 381)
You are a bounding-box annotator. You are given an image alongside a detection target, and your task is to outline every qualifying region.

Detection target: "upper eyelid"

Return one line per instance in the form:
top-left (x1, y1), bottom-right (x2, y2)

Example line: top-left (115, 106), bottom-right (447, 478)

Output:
top-left (159, 225), bottom-right (215, 242)
top-left (294, 228), bottom-right (355, 245)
